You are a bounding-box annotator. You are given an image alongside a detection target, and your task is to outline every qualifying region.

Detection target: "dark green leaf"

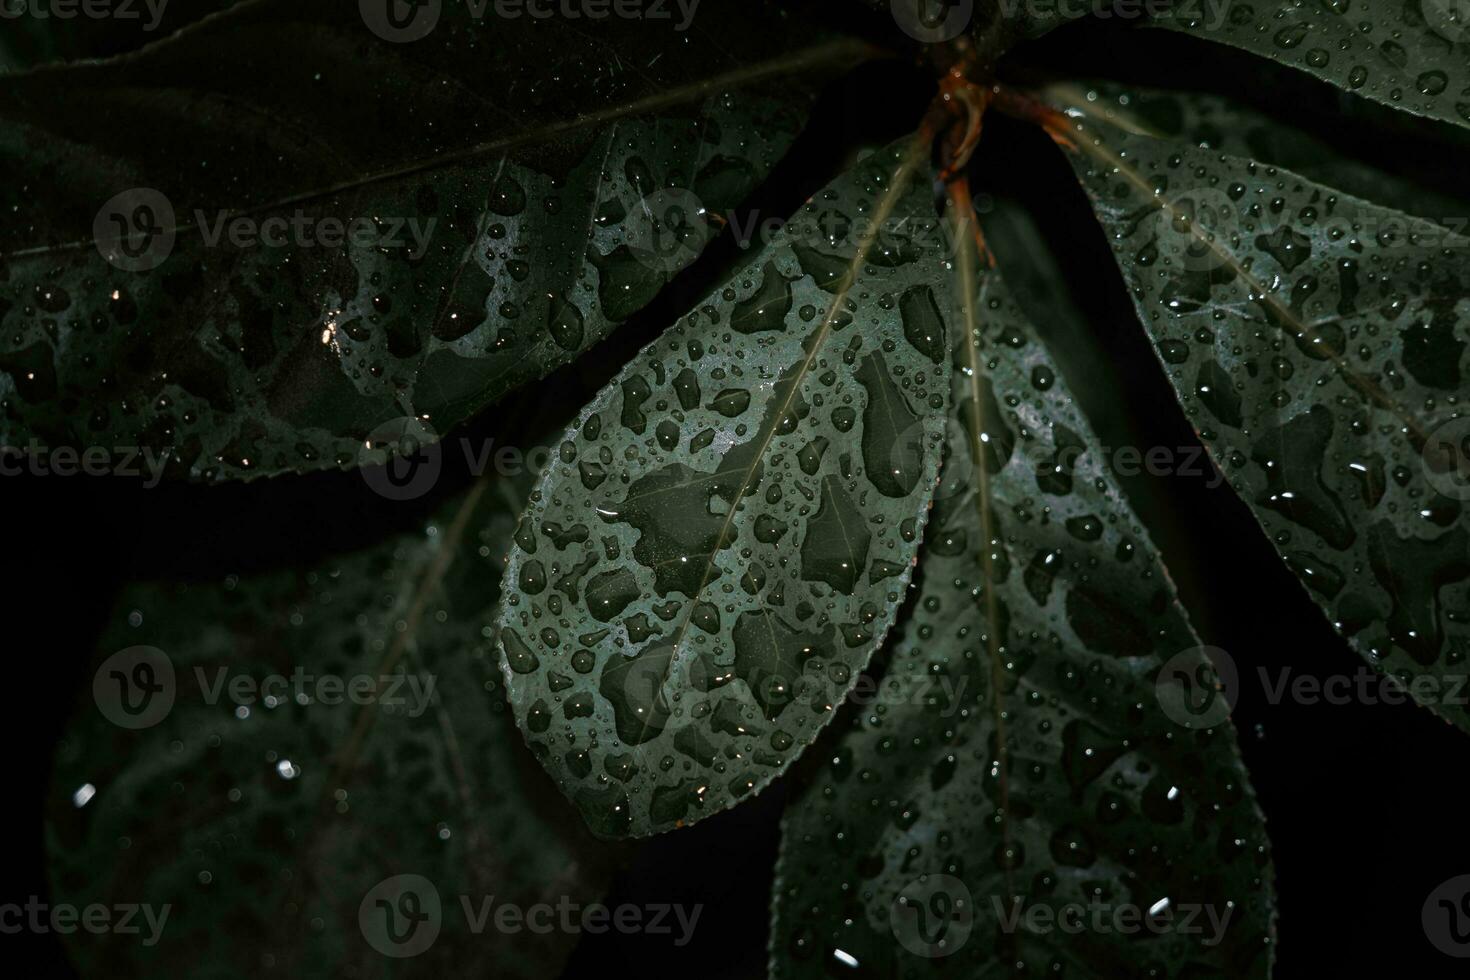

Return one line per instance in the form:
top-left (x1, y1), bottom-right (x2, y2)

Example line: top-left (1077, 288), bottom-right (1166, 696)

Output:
top-left (1149, 0), bottom-right (1470, 131)
top-left (1058, 113), bottom-right (1470, 731)
top-left (495, 138), bottom-right (958, 837)
top-left (0, 0), bottom-right (851, 480)
top-left (47, 473), bottom-right (613, 977)
top-left (1044, 80), bottom-right (1470, 222)
top-left (0, 0), bottom-right (236, 73)
top-left (771, 264), bottom-right (1275, 979)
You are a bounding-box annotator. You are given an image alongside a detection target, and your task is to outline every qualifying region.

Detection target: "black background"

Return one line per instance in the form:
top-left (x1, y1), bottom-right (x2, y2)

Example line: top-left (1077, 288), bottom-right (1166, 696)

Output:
top-left (7, 12), bottom-right (1470, 978)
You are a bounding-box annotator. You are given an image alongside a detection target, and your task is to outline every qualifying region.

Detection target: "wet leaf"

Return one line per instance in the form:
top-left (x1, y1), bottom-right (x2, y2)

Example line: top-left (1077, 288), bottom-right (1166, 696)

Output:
top-left (1044, 80), bottom-right (1470, 223)
top-left (771, 263), bottom-right (1275, 979)
top-left (495, 138), bottom-right (957, 837)
top-left (1149, 0), bottom-right (1470, 132)
top-left (0, 0), bottom-right (851, 481)
top-left (0, 0), bottom-right (237, 73)
top-left (47, 473), bottom-right (613, 977)
top-left (1057, 113), bottom-right (1470, 731)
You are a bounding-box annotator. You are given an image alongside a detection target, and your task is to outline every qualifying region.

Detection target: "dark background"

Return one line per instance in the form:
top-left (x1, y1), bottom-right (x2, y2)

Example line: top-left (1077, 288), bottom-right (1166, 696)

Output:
top-left (7, 14), bottom-right (1470, 978)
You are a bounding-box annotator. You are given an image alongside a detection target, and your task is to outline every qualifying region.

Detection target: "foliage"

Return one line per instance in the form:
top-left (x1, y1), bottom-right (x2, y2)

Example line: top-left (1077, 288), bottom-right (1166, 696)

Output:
top-left (17, 1), bottom-right (1470, 976)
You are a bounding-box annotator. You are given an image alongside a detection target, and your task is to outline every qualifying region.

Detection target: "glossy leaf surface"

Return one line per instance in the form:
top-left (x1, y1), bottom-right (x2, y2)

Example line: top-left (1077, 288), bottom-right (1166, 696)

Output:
top-left (1045, 80), bottom-right (1470, 222)
top-left (0, 0), bottom-right (236, 73)
top-left (0, 0), bottom-right (843, 480)
top-left (47, 474), bottom-right (611, 977)
top-left (1151, 0), bottom-right (1470, 132)
top-left (772, 266), bottom-right (1275, 979)
top-left (1059, 114), bottom-right (1470, 730)
top-left (496, 140), bottom-right (957, 837)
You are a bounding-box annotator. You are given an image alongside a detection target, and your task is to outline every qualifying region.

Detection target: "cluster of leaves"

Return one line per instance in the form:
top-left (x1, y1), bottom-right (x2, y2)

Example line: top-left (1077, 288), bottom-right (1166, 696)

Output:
top-left (17, 0), bottom-right (1470, 976)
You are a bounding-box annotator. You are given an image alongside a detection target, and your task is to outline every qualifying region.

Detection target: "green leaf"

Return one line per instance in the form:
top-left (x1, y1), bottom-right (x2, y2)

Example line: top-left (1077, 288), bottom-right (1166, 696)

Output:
top-left (47, 473), bottom-right (614, 977)
top-left (495, 138), bottom-right (957, 838)
top-left (771, 263), bottom-right (1275, 979)
top-left (1044, 80), bottom-right (1470, 222)
top-left (0, 0), bottom-right (237, 73)
top-left (1149, 0), bottom-right (1470, 132)
top-left (1056, 113), bottom-right (1470, 730)
top-left (0, 0), bottom-right (853, 481)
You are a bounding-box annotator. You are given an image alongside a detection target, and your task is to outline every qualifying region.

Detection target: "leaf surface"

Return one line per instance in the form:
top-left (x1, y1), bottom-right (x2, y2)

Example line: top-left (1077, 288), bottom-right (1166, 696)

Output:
top-left (1149, 0), bottom-right (1470, 131)
top-left (47, 473), bottom-right (610, 977)
top-left (771, 262), bottom-right (1275, 979)
top-left (496, 139), bottom-right (957, 837)
top-left (1045, 80), bottom-right (1470, 222)
top-left (1057, 112), bottom-right (1470, 730)
top-left (0, 0), bottom-right (236, 73)
top-left (0, 0), bottom-right (849, 480)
